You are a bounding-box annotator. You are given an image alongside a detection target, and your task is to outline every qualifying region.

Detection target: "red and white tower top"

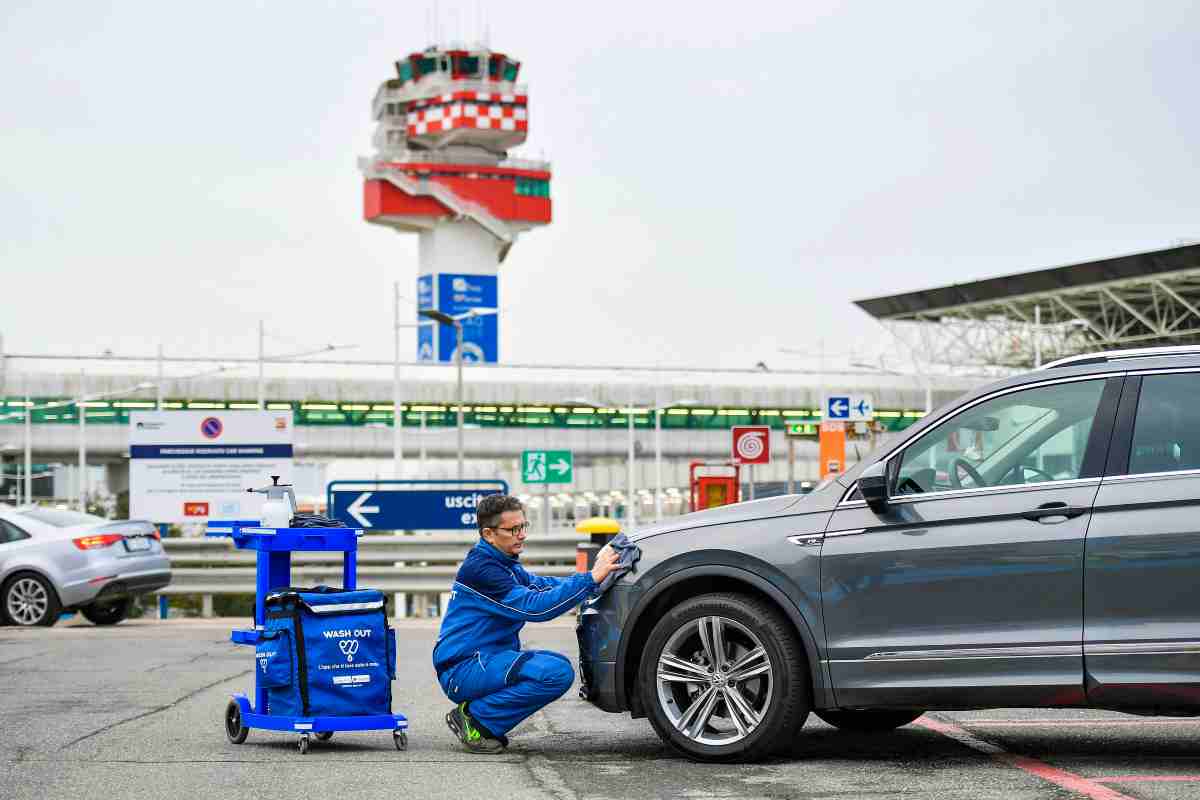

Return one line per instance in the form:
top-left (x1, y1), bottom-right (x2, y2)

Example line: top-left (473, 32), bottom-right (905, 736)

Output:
top-left (361, 46), bottom-right (551, 254)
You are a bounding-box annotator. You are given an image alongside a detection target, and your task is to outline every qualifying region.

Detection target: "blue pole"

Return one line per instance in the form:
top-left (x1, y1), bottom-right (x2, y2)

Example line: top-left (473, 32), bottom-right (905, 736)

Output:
top-left (156, 524), bottom-right (170, 620)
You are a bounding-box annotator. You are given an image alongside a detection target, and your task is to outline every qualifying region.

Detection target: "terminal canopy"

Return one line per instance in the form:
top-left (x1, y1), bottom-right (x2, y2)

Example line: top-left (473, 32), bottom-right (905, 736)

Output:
top-left (854, 244), bottom-right (1200, 368)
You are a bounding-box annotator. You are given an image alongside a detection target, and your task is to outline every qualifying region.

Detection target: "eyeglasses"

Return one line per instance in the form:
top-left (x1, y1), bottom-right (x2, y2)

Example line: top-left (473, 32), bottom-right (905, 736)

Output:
top-left (490, 523), bottom-right (530, 536)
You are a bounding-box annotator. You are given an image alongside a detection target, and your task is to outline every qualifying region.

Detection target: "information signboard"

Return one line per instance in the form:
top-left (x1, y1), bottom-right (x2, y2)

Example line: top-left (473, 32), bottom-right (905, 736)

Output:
top-left (129, 411), bottom-right (293, 523)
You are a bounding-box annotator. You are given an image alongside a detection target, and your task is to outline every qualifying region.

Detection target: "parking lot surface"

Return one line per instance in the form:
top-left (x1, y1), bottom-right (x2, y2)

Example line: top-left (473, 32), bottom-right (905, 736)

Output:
top-left (3, 619), bottom-right (1200, 800)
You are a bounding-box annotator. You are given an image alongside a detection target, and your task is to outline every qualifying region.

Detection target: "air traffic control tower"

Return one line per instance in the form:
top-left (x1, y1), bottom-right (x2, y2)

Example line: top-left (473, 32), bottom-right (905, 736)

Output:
top-left (361, 47), bottom-right (552, 363)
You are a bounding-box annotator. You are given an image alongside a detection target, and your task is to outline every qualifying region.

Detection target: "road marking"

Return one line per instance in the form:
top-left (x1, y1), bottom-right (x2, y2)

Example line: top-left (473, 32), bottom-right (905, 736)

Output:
top-left (1097, 776), bottom-right (1200, 783)
top-left (915, 715), bottom-right (1137, 800)
top-left (956, 718), bottom-right (1200, 727)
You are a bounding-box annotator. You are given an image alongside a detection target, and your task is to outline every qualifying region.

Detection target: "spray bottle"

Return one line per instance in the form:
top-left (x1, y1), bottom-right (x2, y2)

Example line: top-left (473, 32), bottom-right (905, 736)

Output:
top-left (248, 475), bottom-right (297, 529)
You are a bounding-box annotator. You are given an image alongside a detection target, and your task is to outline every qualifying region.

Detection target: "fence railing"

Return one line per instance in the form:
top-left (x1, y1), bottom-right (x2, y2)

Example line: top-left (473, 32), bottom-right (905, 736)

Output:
top-left (159, 532), bottom-right (585, 599)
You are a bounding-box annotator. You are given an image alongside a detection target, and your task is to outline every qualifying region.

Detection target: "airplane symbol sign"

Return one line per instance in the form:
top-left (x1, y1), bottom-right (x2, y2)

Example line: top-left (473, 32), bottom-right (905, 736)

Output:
top-left (824, 395), bottom-right (874, 422)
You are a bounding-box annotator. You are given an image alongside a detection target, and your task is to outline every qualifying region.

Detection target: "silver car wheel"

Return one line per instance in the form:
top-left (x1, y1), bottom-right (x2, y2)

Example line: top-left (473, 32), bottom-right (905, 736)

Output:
top-left (655, 615), bottom-right (773, 747)
top-left (7, 577), bottom-right (49, 626)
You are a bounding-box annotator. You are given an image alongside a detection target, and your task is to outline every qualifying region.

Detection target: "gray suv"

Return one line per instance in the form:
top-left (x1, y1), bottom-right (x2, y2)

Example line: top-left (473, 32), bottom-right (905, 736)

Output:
top-left (578, 346), bottom-right (1200, 761)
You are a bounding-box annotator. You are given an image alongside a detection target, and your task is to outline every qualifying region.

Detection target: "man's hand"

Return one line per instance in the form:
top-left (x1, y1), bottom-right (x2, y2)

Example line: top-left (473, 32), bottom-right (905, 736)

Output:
top-left (590, 544), bottom-right (620, 585)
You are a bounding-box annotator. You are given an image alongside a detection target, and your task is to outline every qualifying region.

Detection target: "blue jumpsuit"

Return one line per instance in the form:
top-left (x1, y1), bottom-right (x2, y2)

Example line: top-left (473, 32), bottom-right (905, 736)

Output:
top-left (433, 539), bottom-right (596, 737)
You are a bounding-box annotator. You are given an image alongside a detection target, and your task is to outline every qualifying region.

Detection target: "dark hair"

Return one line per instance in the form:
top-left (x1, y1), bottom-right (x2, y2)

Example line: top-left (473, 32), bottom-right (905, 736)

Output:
top-left (477, 494), bottom-right (524, 534)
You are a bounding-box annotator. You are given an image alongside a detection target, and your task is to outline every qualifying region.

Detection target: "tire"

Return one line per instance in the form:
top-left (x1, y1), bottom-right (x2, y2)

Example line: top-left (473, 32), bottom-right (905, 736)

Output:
top-left (81, 597), bottom-right (133, 626)
top-left (638, 592), bottom-right (810, 763)
top-left (815, 709), bottom-right (925, 733)
top-left (225, 699), bottom-right (248, 744)
top-left (315, 731), bottom-right (334, 742)
top-left (2, 572), bottom-right (61, 627)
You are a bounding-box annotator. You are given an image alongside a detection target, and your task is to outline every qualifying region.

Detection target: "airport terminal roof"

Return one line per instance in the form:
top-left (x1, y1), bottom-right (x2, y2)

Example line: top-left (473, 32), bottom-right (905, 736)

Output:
top-left (855, 243), bottom-right (1200, 320)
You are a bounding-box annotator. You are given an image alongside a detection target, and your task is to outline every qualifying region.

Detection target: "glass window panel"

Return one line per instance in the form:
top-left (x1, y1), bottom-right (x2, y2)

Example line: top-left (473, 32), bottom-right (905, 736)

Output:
top-left (1130, 373), bottom-right (1200, 475)
top-left (895, 379), bottom-right (1105, 495)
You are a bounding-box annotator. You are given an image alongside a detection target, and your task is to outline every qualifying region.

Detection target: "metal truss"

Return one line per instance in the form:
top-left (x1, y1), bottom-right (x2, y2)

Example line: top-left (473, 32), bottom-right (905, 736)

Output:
top-left (879, 268), bottom-right (1200, 369)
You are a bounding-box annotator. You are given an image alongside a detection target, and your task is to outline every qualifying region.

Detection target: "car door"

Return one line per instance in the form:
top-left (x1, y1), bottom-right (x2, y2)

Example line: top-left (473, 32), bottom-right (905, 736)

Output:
top-left (1085, 370), bottom-right (1200, 709)
top-left (821, 375), bottom-right (1122, 709)
top-left (0, 517), bottom-right (35, 573)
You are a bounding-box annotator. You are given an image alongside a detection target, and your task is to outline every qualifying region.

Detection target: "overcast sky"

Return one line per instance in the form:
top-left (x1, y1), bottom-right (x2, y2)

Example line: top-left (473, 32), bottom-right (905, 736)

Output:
top-left (3, 1), bottom-right (1198, 375)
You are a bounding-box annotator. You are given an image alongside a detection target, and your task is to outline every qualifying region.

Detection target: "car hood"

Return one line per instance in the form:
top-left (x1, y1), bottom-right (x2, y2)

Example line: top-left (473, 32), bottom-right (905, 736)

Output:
top-left (626, 494), bottom-right (809, 542)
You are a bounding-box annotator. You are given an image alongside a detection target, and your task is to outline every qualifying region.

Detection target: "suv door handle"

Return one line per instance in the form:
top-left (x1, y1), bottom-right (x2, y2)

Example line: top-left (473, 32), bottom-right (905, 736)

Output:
top-left (1021, 502), bottom-right (1088, 523)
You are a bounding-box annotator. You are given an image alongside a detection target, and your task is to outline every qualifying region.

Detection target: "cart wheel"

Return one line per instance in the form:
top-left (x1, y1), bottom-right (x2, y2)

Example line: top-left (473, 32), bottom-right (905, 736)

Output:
top-left (298, 733), bottom-right (310, 755)
top-left (315, 731), bottom-right (334, 742)
top-left (224, 700), bottom-right (248, 744)
top-left (394, 731), bottom-right (407, 751)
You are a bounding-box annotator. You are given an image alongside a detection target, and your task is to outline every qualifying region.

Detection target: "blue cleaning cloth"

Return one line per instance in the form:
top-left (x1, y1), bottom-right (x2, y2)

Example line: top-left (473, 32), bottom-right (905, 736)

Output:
top-left (595, 532), bottom-right (641, 595)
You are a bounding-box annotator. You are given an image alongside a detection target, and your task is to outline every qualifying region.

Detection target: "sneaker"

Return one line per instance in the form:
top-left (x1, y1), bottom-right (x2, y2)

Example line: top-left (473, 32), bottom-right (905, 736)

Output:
top-left (445, 703), bottom-right (507, 754)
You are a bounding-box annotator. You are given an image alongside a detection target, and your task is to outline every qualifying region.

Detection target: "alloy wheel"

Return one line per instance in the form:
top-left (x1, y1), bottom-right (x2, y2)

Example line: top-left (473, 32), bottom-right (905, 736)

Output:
top-left (654, 615), bottom-right (773, 747)
top-left (7, 577), bottom-right (49, 625)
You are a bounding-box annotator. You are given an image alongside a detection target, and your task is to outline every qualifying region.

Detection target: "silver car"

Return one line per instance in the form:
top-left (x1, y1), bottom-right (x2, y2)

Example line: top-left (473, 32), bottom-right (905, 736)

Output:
top-left (0, 506), bottom-right (171, 627)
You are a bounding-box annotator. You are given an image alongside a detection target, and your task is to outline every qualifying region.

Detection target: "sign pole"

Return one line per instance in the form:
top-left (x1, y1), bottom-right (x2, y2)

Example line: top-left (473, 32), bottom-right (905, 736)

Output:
top-left (393, 282), bottom-right (403, 479)
top-left (543, 482), bottom-right (550, 535)
top-left (787, 437), bottom-right (795, 495)
top-left (747, 464), bottom-right (754, 501)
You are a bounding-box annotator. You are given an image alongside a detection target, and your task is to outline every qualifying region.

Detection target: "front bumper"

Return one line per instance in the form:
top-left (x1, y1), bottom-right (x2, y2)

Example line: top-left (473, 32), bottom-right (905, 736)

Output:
top-left (576, 585), bottom-right (634, 713)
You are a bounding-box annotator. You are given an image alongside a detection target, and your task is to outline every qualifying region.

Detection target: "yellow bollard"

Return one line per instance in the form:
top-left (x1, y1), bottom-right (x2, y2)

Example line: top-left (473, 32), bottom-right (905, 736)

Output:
top-left (575, 516), bottom-right (620, 572)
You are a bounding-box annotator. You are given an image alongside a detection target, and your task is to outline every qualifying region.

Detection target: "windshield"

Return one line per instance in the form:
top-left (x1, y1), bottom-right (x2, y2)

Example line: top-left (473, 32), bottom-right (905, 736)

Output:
top-left (17, 508), bottom-right (109, 527)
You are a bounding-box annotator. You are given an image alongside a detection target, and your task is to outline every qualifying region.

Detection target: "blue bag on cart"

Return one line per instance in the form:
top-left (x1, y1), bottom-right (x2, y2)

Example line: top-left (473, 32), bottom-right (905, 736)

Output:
top-left (260, 586), bottom-right (398, 718)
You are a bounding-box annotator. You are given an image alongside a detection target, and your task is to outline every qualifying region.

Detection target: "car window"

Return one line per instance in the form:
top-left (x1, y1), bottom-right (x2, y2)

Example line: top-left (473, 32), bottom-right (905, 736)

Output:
top-left (1128, 372), bottom-right (1200, 475)
top-left (894, 379), bottom-right (1106, 496)
top-left (0, 519), bottom-right (31, 544)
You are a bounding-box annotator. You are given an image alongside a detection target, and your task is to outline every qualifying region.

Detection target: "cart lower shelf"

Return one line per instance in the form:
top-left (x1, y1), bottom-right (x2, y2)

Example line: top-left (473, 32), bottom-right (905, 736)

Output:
top-left (224, 694), bottom-right (409, 754)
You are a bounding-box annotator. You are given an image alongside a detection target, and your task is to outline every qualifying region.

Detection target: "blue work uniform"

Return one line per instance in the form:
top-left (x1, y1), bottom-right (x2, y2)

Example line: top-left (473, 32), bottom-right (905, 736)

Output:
top-left (433, 538), bottom-right (596, 737)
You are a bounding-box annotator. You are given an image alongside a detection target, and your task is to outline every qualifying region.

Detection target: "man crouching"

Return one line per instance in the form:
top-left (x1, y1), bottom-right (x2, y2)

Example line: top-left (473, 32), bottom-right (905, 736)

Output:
top-left (433, 494), bottom-right (619, 753)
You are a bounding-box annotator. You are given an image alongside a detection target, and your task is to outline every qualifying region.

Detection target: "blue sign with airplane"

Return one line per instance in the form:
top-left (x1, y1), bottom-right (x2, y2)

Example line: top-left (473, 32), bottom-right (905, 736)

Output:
top-left (415, 272), bottom-right (498, 363)
top-left (327, 480), bottom-right (509, 530)
top-left (824, 395), bottom-right (874, 422)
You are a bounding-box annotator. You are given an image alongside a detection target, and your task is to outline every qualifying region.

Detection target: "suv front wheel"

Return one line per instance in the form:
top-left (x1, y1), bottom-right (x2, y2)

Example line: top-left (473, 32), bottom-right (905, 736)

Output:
top-left (638, 592), bottom-right (810, 762)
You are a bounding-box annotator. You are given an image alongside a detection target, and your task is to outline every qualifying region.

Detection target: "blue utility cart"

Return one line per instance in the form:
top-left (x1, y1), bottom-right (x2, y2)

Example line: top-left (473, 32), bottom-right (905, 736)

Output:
top-left (206, 520), bottom-right (409, 754)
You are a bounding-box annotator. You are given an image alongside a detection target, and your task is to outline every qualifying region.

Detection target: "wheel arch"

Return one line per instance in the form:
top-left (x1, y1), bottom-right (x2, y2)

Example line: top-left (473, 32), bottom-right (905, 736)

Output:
top-left (615, 563), bottom-right (830, 717)
top-left (0, 567), bottom-right (64, 623)
top-left (1, 566), bottom-right (61, 599)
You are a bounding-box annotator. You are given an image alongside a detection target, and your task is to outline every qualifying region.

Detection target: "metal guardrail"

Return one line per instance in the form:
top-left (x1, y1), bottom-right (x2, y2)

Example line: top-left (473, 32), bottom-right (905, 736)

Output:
top-left (159, 533), bottom-right (585, 596)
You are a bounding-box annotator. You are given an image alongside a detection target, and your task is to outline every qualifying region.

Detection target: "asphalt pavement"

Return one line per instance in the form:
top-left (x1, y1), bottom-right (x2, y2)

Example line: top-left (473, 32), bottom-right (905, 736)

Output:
top-left (3, 618), bottom-right (1200, 800)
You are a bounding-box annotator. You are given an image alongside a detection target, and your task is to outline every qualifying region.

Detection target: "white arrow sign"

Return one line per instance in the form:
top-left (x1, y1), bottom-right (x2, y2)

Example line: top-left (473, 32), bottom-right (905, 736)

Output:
top-left (824, 394), bottom-right (874, 422)
top-left (550, 458), bottom-right (570, 476)
top-left (347, 492), bottom-right (379, 528)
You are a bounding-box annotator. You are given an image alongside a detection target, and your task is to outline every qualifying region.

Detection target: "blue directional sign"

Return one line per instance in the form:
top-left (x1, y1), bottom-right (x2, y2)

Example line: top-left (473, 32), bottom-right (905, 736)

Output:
top-left (826, 396), bottom-right (850, 419)
top-left (415, 272), bottom-right (499, 363)
top-left (326, 480), bottom-right (508, 530)
top-left (824, 394), bottom-right (874, 422)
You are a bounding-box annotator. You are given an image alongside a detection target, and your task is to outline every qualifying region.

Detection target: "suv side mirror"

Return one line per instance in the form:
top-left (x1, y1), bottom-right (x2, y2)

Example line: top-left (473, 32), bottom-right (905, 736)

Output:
top-left (857, 461), bottom-right (890, 514)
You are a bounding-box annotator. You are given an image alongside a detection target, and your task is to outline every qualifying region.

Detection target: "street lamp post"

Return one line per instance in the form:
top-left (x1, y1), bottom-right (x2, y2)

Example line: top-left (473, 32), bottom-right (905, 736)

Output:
top-left (76, 377), bottom-right (156, 512)
top-left (627, 380), bottom-right (635, 530)
top-left (652, 396), bottom-right (697, 522)
top-left (78, 371), bottom-right (86, 511)
top-left (420, 308), bottom-right (496, 482)
top-left (23, 395), bottom-right (31, 506)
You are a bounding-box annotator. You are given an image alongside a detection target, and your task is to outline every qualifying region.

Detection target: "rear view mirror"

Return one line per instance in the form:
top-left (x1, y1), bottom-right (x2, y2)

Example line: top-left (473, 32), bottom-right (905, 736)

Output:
top-left (857, 461), bottom-right (889, 514)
